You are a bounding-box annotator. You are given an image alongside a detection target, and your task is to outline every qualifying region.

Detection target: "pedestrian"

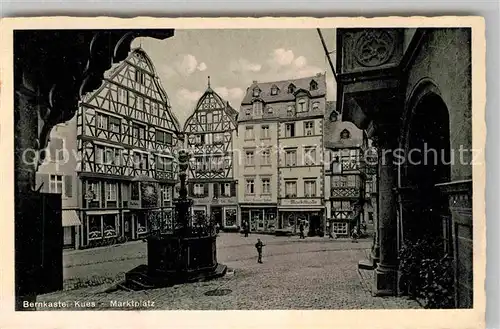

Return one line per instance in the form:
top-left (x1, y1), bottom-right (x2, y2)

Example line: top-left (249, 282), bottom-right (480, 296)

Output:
top-left (351, 225), bottom-right (359, 243)
top-left (327, 221), bottom-right (335, 239)
top-left (255, 238), bottom-right (265, 263)
top-left (299, 221), bottom-right (305, 239)
top-left (244, 220), bottom-right (250, 237)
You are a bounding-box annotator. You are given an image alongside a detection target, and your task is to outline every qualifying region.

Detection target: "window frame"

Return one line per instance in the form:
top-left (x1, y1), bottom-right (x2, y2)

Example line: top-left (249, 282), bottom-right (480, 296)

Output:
top-left (285, 123), bottom-right (295, 137)
top-left (49, 174), bottom-right (64, 196)
top-left (285, 181), bottom-right (297, 198)
top-left (261, 178), bottom-right (271, 195)
top-left (304, 121), bottom-right (315, 136)
top-left (245, 178), bottom-right (255, 195)
top-left (285, 149), bottom-right (297, 167)
top-left (304, 180), bottom-right (317, 197)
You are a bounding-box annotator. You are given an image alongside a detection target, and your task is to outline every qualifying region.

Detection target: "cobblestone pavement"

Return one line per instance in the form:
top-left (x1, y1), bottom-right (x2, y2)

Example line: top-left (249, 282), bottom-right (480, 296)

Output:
top-left (63, 233), bottom-right (369, 281)
top-left (35, 234), bottom-right (420, 310)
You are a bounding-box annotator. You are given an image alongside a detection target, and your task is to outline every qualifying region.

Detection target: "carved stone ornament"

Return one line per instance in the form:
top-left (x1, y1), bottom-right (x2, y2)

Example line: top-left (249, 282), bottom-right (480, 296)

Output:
top-left (354, 30), bottom-right (395, 67)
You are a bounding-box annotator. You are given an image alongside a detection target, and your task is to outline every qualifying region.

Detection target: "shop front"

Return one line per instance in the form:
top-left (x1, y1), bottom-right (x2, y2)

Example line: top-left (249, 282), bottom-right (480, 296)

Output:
top-left (240, 205), bottom-right (277, 233)
top-left (82, 210), bottom-right (120, 247)
top-left (61, 210), bottom-right (81, 249)
top-left (278, 198), bottom-right (325, 236)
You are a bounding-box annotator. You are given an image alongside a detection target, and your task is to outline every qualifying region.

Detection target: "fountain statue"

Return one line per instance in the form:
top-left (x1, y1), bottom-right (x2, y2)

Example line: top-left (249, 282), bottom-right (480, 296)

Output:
top-left (120, 149), bottom-right (227, 291)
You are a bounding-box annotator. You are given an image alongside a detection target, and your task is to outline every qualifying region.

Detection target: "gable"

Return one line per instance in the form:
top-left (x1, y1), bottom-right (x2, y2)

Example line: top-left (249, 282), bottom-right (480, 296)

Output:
top-left (81, 48), bottom-right (181, 133)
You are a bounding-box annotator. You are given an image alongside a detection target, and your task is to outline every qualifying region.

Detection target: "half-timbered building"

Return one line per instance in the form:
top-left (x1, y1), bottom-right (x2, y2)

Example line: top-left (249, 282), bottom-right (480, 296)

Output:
top-left (77, 47), bottom-right (182, 248)
top-left (323, 101), bottom-right (367, 237)
top-left (183, 78), bottom-right (239, 231)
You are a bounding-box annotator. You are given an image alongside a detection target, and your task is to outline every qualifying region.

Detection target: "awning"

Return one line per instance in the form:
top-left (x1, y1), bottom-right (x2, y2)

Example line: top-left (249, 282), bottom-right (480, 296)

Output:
top-left (278, 208), bottom-right (324, 212)
top-left (62, 210), bottom-right (82, 227)
top-left (84, 210), bottom-right (119, 215)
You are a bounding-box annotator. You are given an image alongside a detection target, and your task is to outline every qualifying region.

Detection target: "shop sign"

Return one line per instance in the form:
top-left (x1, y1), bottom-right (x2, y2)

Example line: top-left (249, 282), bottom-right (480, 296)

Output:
top-left (211, 197), bottom-right (236, 205)
top-left (244, 195), bottom-right (273, 202)
top-left (280, 198), bottom-right (322, 207)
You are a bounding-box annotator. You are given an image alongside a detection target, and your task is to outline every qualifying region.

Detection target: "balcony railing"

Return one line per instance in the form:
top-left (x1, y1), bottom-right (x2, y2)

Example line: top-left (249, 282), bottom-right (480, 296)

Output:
top-left (331, 187), bottom-right (361, 198)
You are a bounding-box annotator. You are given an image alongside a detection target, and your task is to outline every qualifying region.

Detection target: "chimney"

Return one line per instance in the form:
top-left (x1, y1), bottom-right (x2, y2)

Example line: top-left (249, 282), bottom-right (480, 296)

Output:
top-left (316, 72), bottom-right (322, 77)
top-left (252, 80), bottom-right (258, 84)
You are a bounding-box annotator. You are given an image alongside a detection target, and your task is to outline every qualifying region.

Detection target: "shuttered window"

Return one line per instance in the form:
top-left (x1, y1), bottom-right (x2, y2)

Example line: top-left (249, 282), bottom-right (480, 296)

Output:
top-left (49, 174), bottom-right (64, 196)
top-left (64, 176), bottom-right (73, 197)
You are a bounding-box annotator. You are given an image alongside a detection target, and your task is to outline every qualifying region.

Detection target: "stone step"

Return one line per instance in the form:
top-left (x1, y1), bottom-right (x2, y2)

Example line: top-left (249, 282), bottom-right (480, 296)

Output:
top-left (358, 259), bottom-right (375, 270)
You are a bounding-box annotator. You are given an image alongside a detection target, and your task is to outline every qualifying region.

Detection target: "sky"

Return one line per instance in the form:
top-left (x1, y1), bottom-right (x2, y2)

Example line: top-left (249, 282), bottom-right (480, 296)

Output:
top-left (132, 29), bottom-right (337, 126)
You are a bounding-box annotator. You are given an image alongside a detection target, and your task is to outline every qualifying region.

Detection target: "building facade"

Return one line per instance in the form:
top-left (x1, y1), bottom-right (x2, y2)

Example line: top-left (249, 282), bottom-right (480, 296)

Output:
top-left (76, 47), bottom-right (182, 248)
top-left (237, 82), bottom-right (279, 233)
top-left (36, 118), bottom-right (81, 249)
top-left (183, 79), bottom-right (239, 231)
top-left (323, 101), bottom-right (367, 237)
top-left (239, 74), bottom-right (327, 235)
top-left (334, 28), bottom-right (474, 306)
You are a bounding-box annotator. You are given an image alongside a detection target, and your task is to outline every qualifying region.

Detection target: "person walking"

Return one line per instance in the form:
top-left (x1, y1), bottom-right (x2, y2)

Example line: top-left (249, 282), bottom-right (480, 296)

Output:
top-left (327, 220), bottom-right (336, 239)
top-left (299, 221), bottom-right (305, 239)
top-left (244, 220), bottom-right (250, 237)
top-left (351, 225), bottom-right (359, 243)
top-left (255, 238), bottom-right (265, 263)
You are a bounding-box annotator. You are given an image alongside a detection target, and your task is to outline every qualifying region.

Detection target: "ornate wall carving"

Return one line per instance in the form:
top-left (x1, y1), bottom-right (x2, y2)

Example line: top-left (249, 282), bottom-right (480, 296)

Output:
top-left (339, 28), bottom-right (403, 74)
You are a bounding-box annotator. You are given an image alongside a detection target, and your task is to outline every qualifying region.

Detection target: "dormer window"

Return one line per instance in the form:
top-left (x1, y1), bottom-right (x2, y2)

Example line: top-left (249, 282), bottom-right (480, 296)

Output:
top-left (340, 129), bottom-right (351, 140)
top-left (310, 80), bottom-right (318, 91)
top-left (271, 85), bottom-right (279, 96)
top-left (297, 98), bottom-right (308, 113)
top-left (253, 87), bottom-right (261, 97)
top-left (288, 84), bottom-right (296, 94)
top-left (330, 111), bottom-right (338, 122)
top-left (253, 101), bottom-right (263, 116)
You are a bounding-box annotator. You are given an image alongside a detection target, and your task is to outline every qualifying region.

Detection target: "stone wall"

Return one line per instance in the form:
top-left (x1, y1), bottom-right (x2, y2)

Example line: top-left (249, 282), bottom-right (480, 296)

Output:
top-left (405, 28), bottom-right (472, 181)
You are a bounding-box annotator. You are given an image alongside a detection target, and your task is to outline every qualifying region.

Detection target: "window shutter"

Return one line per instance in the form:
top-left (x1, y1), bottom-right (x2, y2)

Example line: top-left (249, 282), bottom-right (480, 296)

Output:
top-left (230, 182), bottom-right (236, 197)
top-left (203, 183), bottom-right (209, 197)
top-left (213, 183), bottom-right (219, 198)
top-left (64, 175), bottom-right (73, 197)
top-left (188, 183), bottom-right (194, 196)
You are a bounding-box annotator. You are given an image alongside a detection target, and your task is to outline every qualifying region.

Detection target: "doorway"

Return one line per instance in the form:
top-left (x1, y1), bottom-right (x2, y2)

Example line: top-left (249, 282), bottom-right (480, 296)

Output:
top-left (404, 91), bottom-right (451, 241)
top-left (211, 206), bottom-right (223, 228)
top-left (308, 213), bottom-right (322, 237)
top-left (123, 213), bottom-right (133, 240)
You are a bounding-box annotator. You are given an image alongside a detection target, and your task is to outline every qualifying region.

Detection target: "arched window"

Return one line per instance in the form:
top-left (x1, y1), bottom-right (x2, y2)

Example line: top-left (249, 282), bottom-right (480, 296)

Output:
top-left (253, 87), bottom-right (261, 97)
top-left (312, 102), bottom-right (320, 111)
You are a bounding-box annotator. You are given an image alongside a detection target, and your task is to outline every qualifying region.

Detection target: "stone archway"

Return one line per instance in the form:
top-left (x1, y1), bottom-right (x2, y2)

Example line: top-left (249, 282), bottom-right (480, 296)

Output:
top-left (400, 83), bottom-right (451, 242)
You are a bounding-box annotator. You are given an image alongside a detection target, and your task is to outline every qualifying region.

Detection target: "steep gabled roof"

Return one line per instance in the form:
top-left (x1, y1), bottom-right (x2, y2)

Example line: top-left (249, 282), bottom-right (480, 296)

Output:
top-left (241, 73), bottom-right (327, 105)
top-left (183, 78), bottom-right (238, 131)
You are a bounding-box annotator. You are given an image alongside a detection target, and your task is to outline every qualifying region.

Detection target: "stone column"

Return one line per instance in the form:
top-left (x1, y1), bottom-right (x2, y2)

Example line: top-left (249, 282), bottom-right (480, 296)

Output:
top-left (371, 159), bottom-right (380, 265)
top-left (372, 128), bottom-right (399, 296)
top-left (14, 77), bottom-right (41, 310)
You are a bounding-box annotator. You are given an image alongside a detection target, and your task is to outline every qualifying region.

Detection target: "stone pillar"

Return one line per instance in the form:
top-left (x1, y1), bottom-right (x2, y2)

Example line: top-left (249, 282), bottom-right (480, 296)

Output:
top-left (372, 129), bottom-right (399, 296)
top-left (14, 78), bottom-right (41, 310)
